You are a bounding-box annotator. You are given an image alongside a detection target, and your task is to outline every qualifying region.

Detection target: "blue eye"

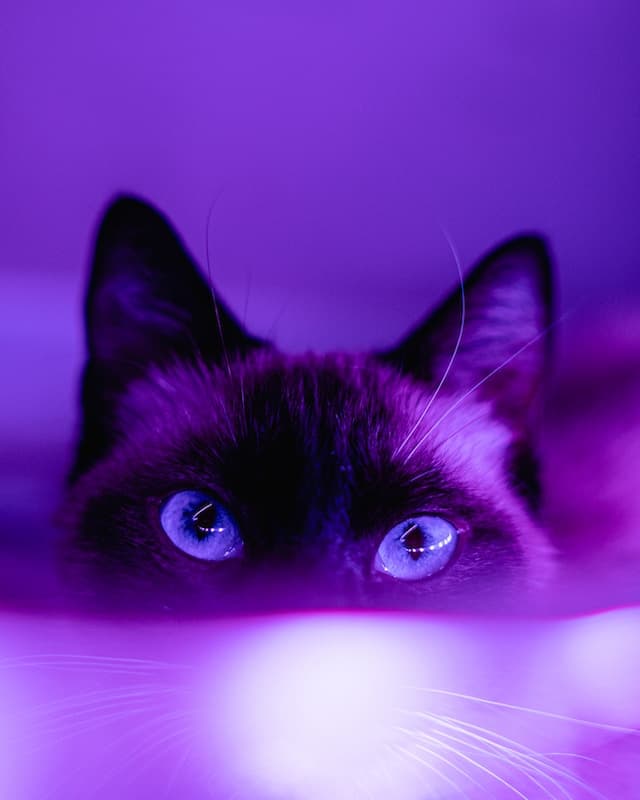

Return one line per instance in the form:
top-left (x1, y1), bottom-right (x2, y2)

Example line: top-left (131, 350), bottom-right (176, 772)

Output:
top-left (159, 490), bottom-right (243, 561)
top-left (374, 516), bottom-right (458, 581)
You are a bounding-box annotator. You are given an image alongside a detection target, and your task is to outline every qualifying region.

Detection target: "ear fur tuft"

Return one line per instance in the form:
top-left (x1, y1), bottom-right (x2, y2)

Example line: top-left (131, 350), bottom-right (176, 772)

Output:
top-left (380, 234), bottom-right (554, 428)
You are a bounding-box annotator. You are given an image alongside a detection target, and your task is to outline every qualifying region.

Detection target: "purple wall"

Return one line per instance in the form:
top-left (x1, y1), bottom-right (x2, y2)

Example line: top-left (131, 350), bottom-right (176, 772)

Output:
top-left (2, 1), bottom-right (640, 516)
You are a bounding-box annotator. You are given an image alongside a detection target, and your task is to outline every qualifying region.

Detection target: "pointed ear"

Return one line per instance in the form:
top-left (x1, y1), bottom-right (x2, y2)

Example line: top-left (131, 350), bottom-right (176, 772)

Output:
top-left (381, 235), bottom-right (553, 428)
top-left (85, 195), bottom-right (262, 368)
top-left (71, 195), bottom-right (264, 480)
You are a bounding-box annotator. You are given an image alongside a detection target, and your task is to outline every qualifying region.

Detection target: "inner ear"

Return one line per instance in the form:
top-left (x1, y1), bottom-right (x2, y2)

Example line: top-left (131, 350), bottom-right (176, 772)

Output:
top-left (380, 235), bottom-right (553, 428)
top-left (86, 195), bottom-right (263, 370)
top-left (71, 195), bottom-right (265, 481)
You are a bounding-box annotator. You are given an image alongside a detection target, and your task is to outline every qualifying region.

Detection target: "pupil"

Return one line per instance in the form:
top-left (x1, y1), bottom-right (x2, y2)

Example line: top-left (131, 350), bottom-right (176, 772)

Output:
top-left (192, 502), bottom-right (218, 533)
top-left (402, 523), bottom-right (425, 561)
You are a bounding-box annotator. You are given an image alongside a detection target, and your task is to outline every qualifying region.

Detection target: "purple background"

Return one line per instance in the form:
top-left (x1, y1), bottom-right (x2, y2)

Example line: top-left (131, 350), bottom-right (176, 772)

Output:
top-left (1, 11), bottom-right (640, 794)
top-left (1, 2), bottom-right (640, 557)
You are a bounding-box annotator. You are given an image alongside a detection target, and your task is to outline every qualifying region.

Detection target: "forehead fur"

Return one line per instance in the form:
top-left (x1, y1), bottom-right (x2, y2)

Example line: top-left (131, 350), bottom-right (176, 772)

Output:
top-left (114, 350), bottom-right (509, 479)
top-left (84, 351), bottom-right (541, 540)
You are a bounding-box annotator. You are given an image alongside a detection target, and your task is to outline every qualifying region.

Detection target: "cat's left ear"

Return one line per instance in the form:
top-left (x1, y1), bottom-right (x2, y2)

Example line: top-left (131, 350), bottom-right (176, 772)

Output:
top-left (380, 235), bottom-right (553, 428)
top-left (85, 195), bottom-right (264, 370)
top-left (71, 196), bottom-right (265, 480)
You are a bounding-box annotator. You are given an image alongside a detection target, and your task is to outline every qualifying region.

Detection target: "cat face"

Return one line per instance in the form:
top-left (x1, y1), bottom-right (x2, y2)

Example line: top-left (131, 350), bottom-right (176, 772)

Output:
top-left (59, 197), bottom-right (554, 612)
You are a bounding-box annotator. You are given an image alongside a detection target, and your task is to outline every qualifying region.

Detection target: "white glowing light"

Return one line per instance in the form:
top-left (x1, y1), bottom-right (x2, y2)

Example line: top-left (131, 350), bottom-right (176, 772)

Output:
top-left (207, 614), bottom-right (455, 800)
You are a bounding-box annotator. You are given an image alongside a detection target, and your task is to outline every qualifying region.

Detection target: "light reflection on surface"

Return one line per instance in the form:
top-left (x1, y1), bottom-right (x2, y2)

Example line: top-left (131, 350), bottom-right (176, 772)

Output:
top-left (0, 607), bottom-right (638, 798)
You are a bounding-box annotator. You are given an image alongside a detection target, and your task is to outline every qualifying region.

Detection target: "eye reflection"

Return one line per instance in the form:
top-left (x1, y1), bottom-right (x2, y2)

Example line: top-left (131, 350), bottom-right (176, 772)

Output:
top-left (401, 524), bottom-right (426, 561)
top-left (160, 490), bottom-right (243, 561)
top-left (192, 502), bottom-right (225, 538)
top-left (374, 516), bottom-right (458, 581)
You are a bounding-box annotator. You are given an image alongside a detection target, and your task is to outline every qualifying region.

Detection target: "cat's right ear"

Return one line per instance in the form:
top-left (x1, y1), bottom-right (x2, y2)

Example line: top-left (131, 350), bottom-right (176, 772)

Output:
top-left (71, 195), bottom-right (264, 480)
top-left (379, 235), bottom-right (553, 431)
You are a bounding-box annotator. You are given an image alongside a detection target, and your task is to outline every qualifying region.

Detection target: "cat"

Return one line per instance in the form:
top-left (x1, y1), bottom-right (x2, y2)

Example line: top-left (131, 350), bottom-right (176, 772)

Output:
top-left (58, 195), bottom-right (559, 614)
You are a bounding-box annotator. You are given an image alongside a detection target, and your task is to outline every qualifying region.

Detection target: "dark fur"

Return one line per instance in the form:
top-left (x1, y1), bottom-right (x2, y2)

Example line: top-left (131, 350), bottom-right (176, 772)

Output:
top-left (59, 196), bottom-right (555, 613)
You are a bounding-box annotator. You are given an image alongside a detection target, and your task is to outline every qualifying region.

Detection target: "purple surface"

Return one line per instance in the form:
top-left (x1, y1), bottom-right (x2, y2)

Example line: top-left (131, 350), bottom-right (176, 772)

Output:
top-left (1, 608), bottom-right (639, 798)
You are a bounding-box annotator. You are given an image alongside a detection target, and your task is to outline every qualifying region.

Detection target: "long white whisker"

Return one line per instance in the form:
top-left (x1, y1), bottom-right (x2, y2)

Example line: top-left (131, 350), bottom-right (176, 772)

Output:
top-left (27, 683), bottom-right (185, 721)
top-left (402, 312), bottom-right (570, 465)
top-left (435, 713), bottom-right (588, 800)
top-left (407, 411), bottom-right (490, 484)
top-left (391, 741), bottom-right (470, 798)
top-left (18, 690), bottom-right (187, 750)
top-left (405, 686), bottom-right (639, 735)
top-left (164, 739), bottom-right (194, 800)
top-left (377, 743), bottom-right (403, 796)
top-left (0, 654), bottom-right (190, 671)
top-left (400, 703), bottom-right (614, 800)
top-left (205, 195), bottom-right (233, 381)
top-left (429, 720), bottom-right (575, 800)
top-left (395, 724), bottom-right (532, 799)
top-left (34, 702), bottom-right (191, 800)
top-left (545, 753), bottom-right (604, 765)
top-left (403, 706), bottom-right (608, 800)
top-left (78, 711), bottom-right (192, 799)
top-left (393, 729), bottom-right (487, 793)
top-left (30, 702), bottom-right (172, 748)
top-left (393, 228), bottom-right (466, 461)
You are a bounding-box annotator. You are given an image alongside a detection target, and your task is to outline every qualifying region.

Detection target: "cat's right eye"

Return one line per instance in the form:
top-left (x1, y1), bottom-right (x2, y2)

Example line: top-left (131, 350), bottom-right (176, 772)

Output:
top-left (159, 490), bottom-right (243, 561)
top-left (374, 515), bottom-right (459, 581)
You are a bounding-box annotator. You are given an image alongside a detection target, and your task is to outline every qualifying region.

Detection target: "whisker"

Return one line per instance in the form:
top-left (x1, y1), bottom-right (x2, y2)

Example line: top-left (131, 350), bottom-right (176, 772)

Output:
top-left (163, 739), bottom-right (194, 799)
top-left (29, 686), bottom-right (186, 727)
top-left (432, 724), bottom-right (574, 800)
top-left (391, 741), bottom-right (471, 798)
top-left (56, 710), bottom-right (193, 800)
top-left (26, 682), bottom-right (186, 717)
top-left (1, 664), bottom-right (176, 677)
top-left (264, 296), bottom-right (290, 340)
top-left (436, 714), bottom-right (584, 800)
top-left (101, 717), bottom-right (193, 790)
top-left (445, 717), bottom-right (605, 796)
top-left (393, 228), bottom-right (466, 461)
top-left (376, 743), bottom-right (404, 796)
top-left (242, 266), bottom-right (252, 329)
top-left (30, 702), bottom-right (170, 749)
top-left (202, 193), bottom-right (246, 449)
top-left (408, 411), bottom-right (490, 484)
top-left (205, 193), bottom-right (233, 382)
top-left (395, 724), bottom-right (532, 799)
top-left (405, 686), bottom-right (639, 736)
top-left (0, 654), bottom-right (191, 672)
top-left (401, 311), bottom-right (572, 465)
top-left (17, 690), bottom-right (187, 750)
top-left (392, 730), bottom-right (487, 795)
top-left (399, 705), bottom-right (610, 800)
top-left (544, 753), bottom-right (604, 766)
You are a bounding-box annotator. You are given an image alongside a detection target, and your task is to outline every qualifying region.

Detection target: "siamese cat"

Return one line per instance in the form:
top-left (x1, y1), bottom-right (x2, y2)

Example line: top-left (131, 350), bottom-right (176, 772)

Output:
top-left (59, 196), bottom-right (639, 613)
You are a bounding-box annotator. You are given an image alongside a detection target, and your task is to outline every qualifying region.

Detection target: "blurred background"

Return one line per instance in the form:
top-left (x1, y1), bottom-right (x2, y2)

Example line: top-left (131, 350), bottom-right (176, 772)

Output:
top-left (1, 1), bottom-right (640, 578)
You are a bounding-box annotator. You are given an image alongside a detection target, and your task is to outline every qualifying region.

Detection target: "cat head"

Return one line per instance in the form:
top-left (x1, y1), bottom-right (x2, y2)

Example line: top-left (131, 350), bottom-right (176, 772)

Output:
top-left (59, 196), bottom-right (554, 613)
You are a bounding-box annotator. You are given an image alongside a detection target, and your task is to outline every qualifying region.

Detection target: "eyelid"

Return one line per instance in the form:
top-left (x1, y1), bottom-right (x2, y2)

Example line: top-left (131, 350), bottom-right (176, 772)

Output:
top-left (151, 484), bottom-right (233, 510)
top-left (391, 510), bottom-right (469, 536)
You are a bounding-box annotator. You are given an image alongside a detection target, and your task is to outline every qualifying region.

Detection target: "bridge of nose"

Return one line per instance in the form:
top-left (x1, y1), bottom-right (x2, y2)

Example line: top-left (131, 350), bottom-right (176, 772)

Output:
top-left (232, 546), bottom-right (370, 609)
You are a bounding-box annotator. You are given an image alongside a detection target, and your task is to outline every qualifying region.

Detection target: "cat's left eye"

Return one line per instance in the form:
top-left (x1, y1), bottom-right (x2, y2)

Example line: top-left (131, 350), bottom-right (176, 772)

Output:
top-left (374, 515), bottom-right (459, 581)
top-left (159, 490), bottom-right (243, 561)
